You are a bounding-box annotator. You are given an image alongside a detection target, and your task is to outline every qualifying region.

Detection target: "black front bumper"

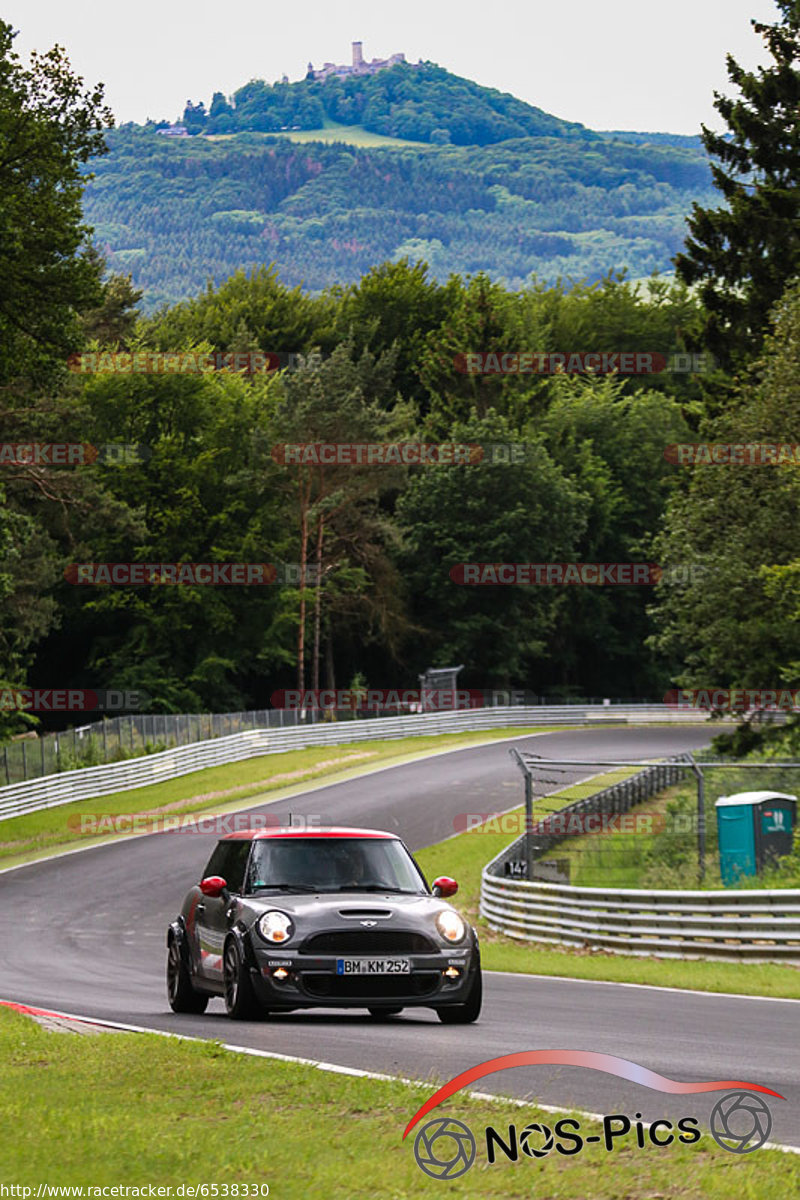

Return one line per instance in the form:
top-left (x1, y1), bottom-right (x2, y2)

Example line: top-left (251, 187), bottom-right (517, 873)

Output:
top-left (251, 947), bottom-right (476, 1008)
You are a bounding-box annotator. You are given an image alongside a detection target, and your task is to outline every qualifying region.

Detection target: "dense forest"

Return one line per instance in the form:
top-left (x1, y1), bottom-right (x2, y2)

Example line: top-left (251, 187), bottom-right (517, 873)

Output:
top-left (4, 254), bottom-right (800, 734)
top-left (87, 61), bottom-right (717, 310)
top-left (84, 125), bottom-right (715, 308)
top-left (3, 8), bottom-right (800, 740)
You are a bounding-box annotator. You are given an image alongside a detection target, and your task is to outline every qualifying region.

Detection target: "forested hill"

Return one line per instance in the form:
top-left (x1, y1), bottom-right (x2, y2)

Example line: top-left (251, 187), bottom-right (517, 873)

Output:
top-left (85, 64), bottom-right (715, 310)
top-left (598, 131), bottom-right (707, 150)
top-left (175, 62), bottom-right (592, 145)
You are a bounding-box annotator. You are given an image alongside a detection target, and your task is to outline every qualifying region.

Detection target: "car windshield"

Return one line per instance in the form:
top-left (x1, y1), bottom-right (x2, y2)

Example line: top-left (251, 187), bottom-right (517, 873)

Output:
top-left (246, 837), bottom-right (427, 895)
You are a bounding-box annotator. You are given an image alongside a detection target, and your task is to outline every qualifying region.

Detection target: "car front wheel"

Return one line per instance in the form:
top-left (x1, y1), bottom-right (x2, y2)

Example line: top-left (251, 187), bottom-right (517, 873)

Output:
top-left (223, 938), bottom-right (262, 1020)
top-left (167, 938), bottom-right (208, 1014)
top-left (436, 967), bottom-right (482, 1024)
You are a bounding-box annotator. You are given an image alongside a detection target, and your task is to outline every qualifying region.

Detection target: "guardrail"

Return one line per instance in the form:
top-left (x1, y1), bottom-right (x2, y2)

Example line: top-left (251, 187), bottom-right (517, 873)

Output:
top-left (480, 758), bottom-right (800, 961)
top-left (480, 874), bottom-right (800, 960)
top-left (0, 704), bottom-right (708, 822)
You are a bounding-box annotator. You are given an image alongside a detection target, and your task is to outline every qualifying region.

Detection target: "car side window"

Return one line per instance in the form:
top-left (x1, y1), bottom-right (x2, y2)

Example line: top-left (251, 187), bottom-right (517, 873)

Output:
top-left (224, 840), bottom-right (252, 893)
top-left (203, 841), bottom-right (229, 880)
top-left (202, 840), bottom-right (252, 894)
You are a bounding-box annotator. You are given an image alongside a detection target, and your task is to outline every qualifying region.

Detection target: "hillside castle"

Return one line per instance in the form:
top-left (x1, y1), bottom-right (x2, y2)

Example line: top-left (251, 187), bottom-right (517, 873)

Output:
top-left (307, 42), bottom-right (420, 83)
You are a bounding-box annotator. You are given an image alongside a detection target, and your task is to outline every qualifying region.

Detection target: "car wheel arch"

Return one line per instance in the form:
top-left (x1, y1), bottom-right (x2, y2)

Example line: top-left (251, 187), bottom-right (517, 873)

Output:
top-left (167, 918), bottom-right (187, 949)
top-left (224, 925), bottom-right (255, 967)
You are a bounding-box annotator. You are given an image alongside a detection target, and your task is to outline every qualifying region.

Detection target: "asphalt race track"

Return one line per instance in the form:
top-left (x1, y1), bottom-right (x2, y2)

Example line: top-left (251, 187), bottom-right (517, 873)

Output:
top-left (3, 725), bottom-right (799, 1147)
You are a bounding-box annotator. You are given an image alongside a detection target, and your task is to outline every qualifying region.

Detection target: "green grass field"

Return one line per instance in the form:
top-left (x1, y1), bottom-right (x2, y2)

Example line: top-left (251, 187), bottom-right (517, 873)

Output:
top-left (0, 1006), bottom-right (795, 1197)
top-left (204, 121), bottom-right (429, 148)
top-left (556, 781), bottom-right (714, 887)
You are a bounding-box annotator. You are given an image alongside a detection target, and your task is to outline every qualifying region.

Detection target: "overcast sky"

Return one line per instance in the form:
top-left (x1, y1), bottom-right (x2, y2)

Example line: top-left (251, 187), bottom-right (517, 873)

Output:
top-left (4, 0), bottom-right (781, 134)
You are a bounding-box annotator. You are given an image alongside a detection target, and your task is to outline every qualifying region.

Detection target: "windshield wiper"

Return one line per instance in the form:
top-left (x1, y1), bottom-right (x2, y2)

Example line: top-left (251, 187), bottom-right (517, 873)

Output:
top-left (335, 884), bottom-right (410, 893)
top-left (251, 883), bottom-right (318, 892)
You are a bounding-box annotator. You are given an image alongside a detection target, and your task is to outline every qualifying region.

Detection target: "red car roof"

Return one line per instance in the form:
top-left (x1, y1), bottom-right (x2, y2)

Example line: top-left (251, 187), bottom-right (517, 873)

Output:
top-left (222, 826), bottom-right (398, 841)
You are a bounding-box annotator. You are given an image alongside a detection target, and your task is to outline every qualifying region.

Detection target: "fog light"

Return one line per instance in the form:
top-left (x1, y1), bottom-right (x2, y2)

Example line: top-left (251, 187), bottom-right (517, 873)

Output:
top-left (444, 967), bottom-right (461, 979)
top-left (273, 967), bottom-right (289, 981)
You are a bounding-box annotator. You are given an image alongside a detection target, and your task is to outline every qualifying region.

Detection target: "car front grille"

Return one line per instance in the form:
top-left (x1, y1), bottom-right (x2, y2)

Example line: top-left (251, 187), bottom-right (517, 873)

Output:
top-left (299, 930), bottom-right (438, 955)
top-left (300, 972), bottom-right (441, 999)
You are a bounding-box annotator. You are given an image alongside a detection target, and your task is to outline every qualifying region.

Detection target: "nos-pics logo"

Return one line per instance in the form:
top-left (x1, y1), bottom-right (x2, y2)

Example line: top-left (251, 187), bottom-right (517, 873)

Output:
top-left (404, 1051), bottom-right (782, 1179)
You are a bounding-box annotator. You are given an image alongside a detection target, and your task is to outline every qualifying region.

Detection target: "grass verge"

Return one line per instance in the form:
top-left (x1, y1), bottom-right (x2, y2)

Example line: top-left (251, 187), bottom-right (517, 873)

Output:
top-left (0, 727), bottom-right (558, 871)
top-left (205, 122), bottom-right (429, 148)
top-left (414, 774), bottom-right (800, 1000)
top-left (558, 780), bottom-right (724, 888)
top-left (271, 121), bottom-right (429, 147)
top-left (0, 1006), bottom-right (795, 1197)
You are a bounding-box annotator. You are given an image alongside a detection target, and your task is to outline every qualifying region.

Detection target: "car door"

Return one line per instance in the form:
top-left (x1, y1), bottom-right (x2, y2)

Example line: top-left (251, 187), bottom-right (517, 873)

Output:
top-left (195, 839), bottom-right (252, 981)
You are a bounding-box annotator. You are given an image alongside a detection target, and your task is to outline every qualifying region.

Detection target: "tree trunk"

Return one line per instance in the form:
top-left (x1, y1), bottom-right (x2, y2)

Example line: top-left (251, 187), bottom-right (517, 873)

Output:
top-left (325, 616), bottom-right (336, 692)
top-left (296, 469), bottom-right (311, 695)
top-left (311, 512), bottom-right (325, 695)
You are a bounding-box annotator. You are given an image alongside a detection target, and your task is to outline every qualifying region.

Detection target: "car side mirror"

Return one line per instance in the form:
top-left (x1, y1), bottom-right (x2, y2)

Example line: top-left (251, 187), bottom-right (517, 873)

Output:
top-left (432, 875), bottom-right (458, 898)
top-left (200, 875), bottom-right (228, 899)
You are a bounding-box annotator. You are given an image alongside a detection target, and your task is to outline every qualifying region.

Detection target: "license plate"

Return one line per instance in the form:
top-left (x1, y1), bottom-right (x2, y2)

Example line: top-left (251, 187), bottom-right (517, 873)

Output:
top-left (336, 957), bottom-right (411, 975)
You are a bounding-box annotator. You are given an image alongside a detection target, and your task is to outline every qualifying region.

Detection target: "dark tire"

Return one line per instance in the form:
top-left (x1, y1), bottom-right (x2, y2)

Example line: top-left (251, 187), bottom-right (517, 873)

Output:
top-left (368, 1007), bottom-right (403, 1019)
top-left (167, 937), bottom-right (208, 1014)
top-left (223, 938), bottom-right (262, 1020)
top-left (436, 968), bottom-right (482, 1024)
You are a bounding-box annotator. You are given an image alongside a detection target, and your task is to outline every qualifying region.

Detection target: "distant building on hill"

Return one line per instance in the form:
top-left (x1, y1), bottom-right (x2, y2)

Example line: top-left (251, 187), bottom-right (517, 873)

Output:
top-left (306, 42), bottom-right (418, 82)
top-left (157, 123), bottom-right (189, 138)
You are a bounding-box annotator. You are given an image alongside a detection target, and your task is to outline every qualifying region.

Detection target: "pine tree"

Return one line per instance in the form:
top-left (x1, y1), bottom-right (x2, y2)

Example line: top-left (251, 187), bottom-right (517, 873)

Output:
top-left (675, 1), bottom-right (800, 369)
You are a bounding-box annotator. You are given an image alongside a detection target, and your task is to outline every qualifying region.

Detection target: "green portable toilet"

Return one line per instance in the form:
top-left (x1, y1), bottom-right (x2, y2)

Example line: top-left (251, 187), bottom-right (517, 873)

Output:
top-left (715, 791), bottom-right (797, 885)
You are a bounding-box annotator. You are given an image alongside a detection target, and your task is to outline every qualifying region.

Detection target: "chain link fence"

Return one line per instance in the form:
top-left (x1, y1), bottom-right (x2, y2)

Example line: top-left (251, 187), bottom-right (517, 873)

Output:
top-left (1, 709), bottom-right (306, 785)
top-left (487, 754), bottom-right (800, 889)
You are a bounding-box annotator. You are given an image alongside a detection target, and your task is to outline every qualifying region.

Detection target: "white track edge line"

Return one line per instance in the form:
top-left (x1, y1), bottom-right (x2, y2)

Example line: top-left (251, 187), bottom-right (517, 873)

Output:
top-left (485, 968), bottom-right (800, 1005)
top-left (1, 998), bottom-right (796, 1155)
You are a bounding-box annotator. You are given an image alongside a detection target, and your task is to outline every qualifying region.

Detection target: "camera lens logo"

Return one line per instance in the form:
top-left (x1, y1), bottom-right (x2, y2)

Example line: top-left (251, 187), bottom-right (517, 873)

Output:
top-left (520, 1122), bottom-right (555, 1157)
top-left (413, 1118), bottom-right (476, 1179)
top-left (710, 1091), bottom-right (772, 1153)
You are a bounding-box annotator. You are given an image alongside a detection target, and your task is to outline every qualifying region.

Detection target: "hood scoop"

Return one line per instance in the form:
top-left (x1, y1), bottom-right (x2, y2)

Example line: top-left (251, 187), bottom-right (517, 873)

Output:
top-left (338, 908), bottom-right (392, 919)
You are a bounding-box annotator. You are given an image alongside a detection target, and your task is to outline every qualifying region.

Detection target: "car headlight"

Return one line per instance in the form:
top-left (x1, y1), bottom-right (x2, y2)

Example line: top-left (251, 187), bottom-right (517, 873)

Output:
top-left (435, 909), bottom-right (466, 943)
top-left (257, 911), bottom-right (294, 943)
